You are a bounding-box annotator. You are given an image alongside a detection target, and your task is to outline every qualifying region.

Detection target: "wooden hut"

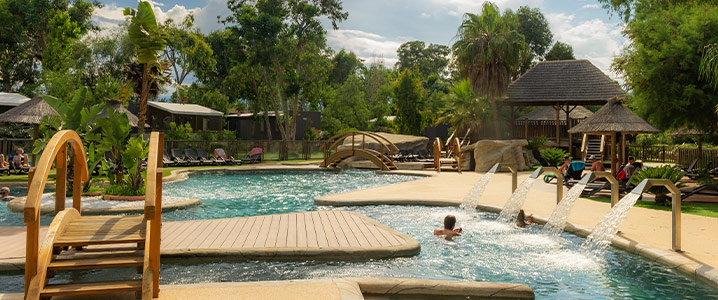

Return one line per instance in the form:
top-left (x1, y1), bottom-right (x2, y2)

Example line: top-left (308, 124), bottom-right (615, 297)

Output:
top-left (568, 97), bottom-right (659, 174)
top-left (0, 96), bottom-right (59, 165)
top-left (0, 92), bottom-right (30, 114)
top-left (504, 60), bottom-right (625, 151)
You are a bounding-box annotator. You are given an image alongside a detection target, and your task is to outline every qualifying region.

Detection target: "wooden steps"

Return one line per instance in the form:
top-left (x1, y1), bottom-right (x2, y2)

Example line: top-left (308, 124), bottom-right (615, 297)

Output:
top-left (54, 215), bottom-right (147, 247)
top-left (42, 280), bottom-right (142, 297)
top-left (48, 255), bottom-right (144, 271)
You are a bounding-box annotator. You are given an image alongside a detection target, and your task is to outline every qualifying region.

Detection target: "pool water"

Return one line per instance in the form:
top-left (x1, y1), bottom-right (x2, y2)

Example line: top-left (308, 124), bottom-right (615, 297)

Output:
top-left (160, 169), bottom-right (418, 222)
top-left (0, 186), bottom-right (54, 226)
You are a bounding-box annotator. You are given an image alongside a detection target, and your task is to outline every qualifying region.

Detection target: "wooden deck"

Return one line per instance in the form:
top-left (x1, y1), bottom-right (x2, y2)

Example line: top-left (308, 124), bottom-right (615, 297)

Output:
top-left (0, 210), bottom-right (419, 268)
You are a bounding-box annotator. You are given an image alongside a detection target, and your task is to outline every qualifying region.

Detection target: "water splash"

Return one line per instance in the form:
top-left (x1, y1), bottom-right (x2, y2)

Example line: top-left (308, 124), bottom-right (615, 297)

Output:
top-left (497, 177), bottom-right (537, 223)
top-left (459, 165), bottom-right (498, 210)
top-left (544, 183), bottom-right (589, 235)
top-left (581, 189), bottom-right (643, 258)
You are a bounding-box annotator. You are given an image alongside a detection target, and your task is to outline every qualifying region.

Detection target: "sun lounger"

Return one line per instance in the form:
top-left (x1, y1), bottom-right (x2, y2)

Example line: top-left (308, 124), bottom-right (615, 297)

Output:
top-left (183, 148), bottom-right (203, 165)
top-left (171, 148), bottom-right (190, 165)
top-left (163, 150), bottom-right (176, 167)
top-left (196, 148), bottom-right (220, 165)
top-left (242, 147), bottom-right (263, 164)
top-left (214, 148), bottom-right (238, 165)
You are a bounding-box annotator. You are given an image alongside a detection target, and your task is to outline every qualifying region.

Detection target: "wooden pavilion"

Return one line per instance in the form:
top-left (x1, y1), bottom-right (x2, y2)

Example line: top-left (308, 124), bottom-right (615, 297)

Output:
top-left (503, 60), bottom-right (626, 153)
top-left (568, 97), bottom-right (659, 174)
top-left (0, 96), bottom-right (59, 166)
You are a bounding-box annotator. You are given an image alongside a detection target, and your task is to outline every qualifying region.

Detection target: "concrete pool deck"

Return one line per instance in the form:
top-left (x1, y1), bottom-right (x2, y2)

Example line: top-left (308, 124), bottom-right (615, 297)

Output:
top-left (317, 170), bottom-right (718, 286)
top-left (0, 210), bottom-right (419, 271)
top-left (0, 278), bottom-right (535, 300)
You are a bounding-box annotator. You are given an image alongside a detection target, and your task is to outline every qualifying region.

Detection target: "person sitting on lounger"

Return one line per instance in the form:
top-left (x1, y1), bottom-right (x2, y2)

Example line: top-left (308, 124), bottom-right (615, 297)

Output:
top-left (434, 215), bottom-right (462, 240)
top-left (1, 187), bottom-right (14, 201)
top-left (623, 156), bottom-right (637, 179)
top-left (589, 155), bottom-right (605, 172)
top-left (559, 156), bottom-right (571, 175)
top-left (516, 209), bottom-right (533, 228)
top-left (11, 148), bottom-right (28, 169)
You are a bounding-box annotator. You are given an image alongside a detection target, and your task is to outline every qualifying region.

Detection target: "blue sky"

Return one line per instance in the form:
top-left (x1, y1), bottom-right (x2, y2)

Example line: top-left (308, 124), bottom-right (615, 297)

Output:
top-left (94, 0), bottom-right (627, 78)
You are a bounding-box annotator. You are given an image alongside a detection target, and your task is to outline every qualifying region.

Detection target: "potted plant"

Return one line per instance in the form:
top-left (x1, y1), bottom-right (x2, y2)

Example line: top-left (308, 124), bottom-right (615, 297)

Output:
top-left (629, 165), bottom-right (685, 206)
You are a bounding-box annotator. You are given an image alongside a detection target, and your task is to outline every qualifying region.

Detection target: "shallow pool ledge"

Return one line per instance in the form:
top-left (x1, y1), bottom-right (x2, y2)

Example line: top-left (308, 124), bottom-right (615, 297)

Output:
top-left (475, 203), bottom-right (718, 288)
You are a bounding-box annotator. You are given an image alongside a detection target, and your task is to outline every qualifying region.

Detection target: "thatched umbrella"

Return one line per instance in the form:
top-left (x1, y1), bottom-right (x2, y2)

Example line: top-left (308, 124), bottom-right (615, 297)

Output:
top-left (568, 97), bottom-right (659, 175)
top-left (90, 101), bottom-right (144, 128)
top-left (0, 96), bottom-right (59, 166)
top-left (668, 127), bottom-right (715, 167)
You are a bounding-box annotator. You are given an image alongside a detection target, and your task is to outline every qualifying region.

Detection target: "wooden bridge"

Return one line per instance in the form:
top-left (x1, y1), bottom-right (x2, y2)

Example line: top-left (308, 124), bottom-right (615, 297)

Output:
top-left (320, 131), bottom-right (399, 171)
top-left (432, 137), bottom-right (462, 173)
top-left (23, 130), bottom-right (163, 299)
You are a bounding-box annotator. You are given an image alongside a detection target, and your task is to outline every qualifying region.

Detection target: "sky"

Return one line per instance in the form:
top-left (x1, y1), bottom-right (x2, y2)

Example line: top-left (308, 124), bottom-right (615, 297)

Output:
top-left (94, 0), bottom-right (628, 79)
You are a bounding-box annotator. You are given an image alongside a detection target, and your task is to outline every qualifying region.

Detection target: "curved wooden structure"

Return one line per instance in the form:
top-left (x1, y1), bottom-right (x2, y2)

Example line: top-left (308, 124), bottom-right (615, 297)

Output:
top-left (432, 137), bottom-right (462, 173)
top-left (320, 131), bottom-right (399, 171)
top-left (24, 130), bottom-right (163, 300)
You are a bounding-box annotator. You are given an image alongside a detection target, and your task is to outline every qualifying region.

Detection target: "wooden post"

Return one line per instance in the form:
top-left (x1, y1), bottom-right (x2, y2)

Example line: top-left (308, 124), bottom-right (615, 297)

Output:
top-left (32, 124), bottom-right (39, 167)
top-left (698, 135), bottom-right (703, 168)
top-left (621, 133), bottom-right (626, 166)
top-left (152, 133), bottom-right (164, 297)
top-left (611, 132), bottom-right (617, 176)
top-left (55, 145), bottom-right (67, 214)
top-left (73, 152), bottom-right (82, 213)
top-left (555, 105), bottom-right (560, 146)
top-left (524, 120), bottom-right (529, 138)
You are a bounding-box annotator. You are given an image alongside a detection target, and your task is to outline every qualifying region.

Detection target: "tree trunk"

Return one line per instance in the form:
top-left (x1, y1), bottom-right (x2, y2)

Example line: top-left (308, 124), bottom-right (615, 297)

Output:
top-left (137, 63), bottom-right (150, 136)
top-left (491, 98), bottom-right (500, 139)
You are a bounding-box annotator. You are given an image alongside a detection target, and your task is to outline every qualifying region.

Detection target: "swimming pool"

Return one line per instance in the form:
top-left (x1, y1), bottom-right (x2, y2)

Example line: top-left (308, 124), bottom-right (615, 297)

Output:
top-left (1, 206), bottom-right (714, 298)
top-left (0, 186), bottom-right (53, 226)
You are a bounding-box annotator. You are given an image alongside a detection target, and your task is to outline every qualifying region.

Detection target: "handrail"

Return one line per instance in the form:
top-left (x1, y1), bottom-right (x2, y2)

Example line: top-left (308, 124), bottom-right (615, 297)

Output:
top-left (433, 137), bottom-right (442, 172)
top-left (321, 131), bottom-right (400, 168)
top-left (144, 132), bottom-right (163, 297)
top-left (450, 137), bottom-right (462, 173)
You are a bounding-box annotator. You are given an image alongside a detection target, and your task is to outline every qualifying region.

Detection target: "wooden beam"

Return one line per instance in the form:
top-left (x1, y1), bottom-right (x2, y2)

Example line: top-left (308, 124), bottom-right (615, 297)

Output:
top-left (555, 104), bottom-right (560, 146)
top-left (611, 132), bottom-right (617, 176)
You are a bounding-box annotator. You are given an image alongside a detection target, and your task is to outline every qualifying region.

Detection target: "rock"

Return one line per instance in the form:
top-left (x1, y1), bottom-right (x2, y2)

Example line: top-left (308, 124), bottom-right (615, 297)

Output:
top-left (339, 132), bottom-right (430, 154)
top-left (470, 139), bottom-right (531, 172)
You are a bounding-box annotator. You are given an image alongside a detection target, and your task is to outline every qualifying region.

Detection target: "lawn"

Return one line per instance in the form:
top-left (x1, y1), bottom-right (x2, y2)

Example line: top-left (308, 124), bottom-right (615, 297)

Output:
top-left (586, 197), bottom-right (718, 218)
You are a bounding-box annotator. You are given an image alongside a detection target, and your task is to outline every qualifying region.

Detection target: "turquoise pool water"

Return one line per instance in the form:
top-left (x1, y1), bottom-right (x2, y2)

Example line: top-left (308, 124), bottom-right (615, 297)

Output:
top-left (0, 170), bottom-right (715, 298)
top-left (0, 186), bottom-right (53, 226)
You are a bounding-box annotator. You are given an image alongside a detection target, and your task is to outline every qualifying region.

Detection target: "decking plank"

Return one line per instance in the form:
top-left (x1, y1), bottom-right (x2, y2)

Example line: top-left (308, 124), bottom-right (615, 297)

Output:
top-left (231, 217), bottom-right (255, 248)
top-left (211, 218), bottom-right (241, 249)
top-left (286, 213), bottom-right (298, 248)
top-left (334, 211), bottom-right (361, 248)
top-left (310, 212), bottom-right (328, 247)
top-left (162, 221), bottom-right (196, 249)
top-left (297, 212), bottom-right (310, 248)
top-left (318, 211), bottom-right (340, 248)
top-left (264, 215), bottom-right (281, 248)
top-left (356, 215), bottom-right (392, 247)
top-left (237, 216), bottom-right (261, 248)
top-left (195, 219), bottom-right (227, 249)
top-left (276, 214), bottom-right (289, 248)
top-left (170, 220), bottom-right (212, 249)
top-left (325, 211), bottom-right (350, 248)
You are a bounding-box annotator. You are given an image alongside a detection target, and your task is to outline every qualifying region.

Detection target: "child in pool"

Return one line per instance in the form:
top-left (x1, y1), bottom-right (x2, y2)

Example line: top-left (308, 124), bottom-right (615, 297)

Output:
top-left (434, 215), bottom-right (462, 240)
top-left (516, 209), bottom-right (533, 228)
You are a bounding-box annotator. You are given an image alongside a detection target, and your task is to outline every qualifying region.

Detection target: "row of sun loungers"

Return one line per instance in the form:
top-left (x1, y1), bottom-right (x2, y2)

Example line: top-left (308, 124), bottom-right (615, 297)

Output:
top-left (164, 148), bottom-right (263, 167)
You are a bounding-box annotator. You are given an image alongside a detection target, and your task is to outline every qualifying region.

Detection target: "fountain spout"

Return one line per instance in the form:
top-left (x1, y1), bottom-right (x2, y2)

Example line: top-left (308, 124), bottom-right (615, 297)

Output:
top-left (589, 171), bottom-right (619, 207)
top-left (633, 179), bottom-right (682, 251)
top-left (497, 163), bottom-right (518, 192)
top-left (529, 167), bottom-right (564, 204)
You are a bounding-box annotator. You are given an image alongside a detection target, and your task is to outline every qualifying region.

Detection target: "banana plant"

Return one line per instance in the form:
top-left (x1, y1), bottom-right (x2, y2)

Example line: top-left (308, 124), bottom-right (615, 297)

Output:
top-left (122, 136), bottom-right (148, 191)
top-left (629, 165), bottom-right (685, 205)
top-left (93, 107), bottom-right (131, 185)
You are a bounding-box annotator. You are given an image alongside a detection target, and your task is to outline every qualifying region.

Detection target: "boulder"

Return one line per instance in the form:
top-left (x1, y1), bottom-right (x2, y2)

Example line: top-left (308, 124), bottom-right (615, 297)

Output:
top-left (339, 132), bottom-right (429, 154)
top-left (470, 139), bottom-right (531, 172)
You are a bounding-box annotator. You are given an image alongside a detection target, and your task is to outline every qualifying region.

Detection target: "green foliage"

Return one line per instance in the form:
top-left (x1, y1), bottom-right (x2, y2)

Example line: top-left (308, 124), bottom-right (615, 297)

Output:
top-left (182, 84), bottom-right (230, 114)
top-left (613, 2), bottom-right (718, 132)
top-left (329, 49), bottom-right (364, 86)
top-left (629, 165), bottom-right (685, 197)
top-left (545, 41), bottom-right (575, 61)
top-left (105, 184), bottom-right (145, 197)
top-left (700, 43), bottom-right (718, 90)
top-left (93, 107), bottom-right (131, 184)
top-left (526, 136), bottom-right (548, 151)
top-left (514, 6), bottom-right (553, 72)
top-left (393, 69), bottom-right (424, 136)
top-left (43, 11), bottom-right (83, 72)
top-left (0, 123), bottom-right (32, 138)
top-left (122, 136), bottom-right (149, 191)
top-left (634, 133), bottom-right (673, 146)
top-left (395, 41), bottom-right (451, 77)
top-left (161, 15), bottom-right (215, 85)
top-left (124, 2), bottom-right (167, 64)
top-left (323, 75), bottom-right (371, 133)
top-left (436, 79), bottom-right (493, 134)
top-left (165, 122), bottom-right (197, 141)
top-left (540, 148), bottom-right (569, 167)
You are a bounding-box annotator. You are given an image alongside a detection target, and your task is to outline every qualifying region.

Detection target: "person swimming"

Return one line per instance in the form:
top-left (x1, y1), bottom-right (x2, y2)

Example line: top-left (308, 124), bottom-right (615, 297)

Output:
top-left (516, 209), bottom-right (533, 228)
top-left (1, 187), bottom-right (14, 201)
top-left (433, 214), bottom-right (462, 240)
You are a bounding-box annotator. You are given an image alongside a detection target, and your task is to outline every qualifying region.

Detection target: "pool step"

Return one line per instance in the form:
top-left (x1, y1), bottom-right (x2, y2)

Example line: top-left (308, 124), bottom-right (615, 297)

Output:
top-left (41, 280), bottom-right (142, 297)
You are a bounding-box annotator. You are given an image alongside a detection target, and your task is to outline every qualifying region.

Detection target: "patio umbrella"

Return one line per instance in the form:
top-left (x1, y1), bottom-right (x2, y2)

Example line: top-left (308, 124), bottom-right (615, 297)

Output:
top-left (569, 97), bottom-right (659, 175)
top-left (668, 127), bottom-right (715, 168)
top-left (0, 96), bottom-right (59, 166)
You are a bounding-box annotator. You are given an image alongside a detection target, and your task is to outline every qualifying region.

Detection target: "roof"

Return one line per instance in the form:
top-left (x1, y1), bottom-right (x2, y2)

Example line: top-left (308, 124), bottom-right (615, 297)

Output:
top-left (91, 103), bottom-right (145, 128)
top-left (0, 92), bottom-right (30, 107)
top-left (229, 111), bottom-right (285, 118)
top-left (148, 101), bottom-right (223, 117)
top-left (504, 60), bottom-right (626, 106)
top-left (568, 97), bottom-right (659, 134)
top-left (0, 96), bottom-right (59, 124)
top-left (519, 106), bottom-right (593, 121)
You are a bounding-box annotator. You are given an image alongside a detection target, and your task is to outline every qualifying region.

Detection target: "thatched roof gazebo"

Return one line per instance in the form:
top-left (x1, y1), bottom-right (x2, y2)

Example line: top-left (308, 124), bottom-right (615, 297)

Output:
top-left (668, 127), bottom-right (716, 167)
top-left (568, 97), bottom-right (659, 174)
top-left (91, 102), bottom-right (144, 128)
top-left (505, 60), bottom-right (626, 146)
top-left (519, 105), bottom-right (593, 121)
top-left (0, 96), bottom-right (59, 166)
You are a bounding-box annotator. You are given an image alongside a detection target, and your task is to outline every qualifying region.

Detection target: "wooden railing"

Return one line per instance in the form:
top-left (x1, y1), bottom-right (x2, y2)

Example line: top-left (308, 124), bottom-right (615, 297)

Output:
top-left (24, 130), bottom-right (89, 296)
top-left (321, 131), bottom-right (399, 163)
top-left (433, 137), bottom-right (462, 173)
top-left (143, 132), bottom-right (163, 298)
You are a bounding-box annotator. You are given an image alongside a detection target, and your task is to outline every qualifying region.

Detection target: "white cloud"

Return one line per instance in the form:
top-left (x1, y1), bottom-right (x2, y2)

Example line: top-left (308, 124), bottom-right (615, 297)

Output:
top-left (326, 29), bottom-right (406, 67)
top-left (420, 12), bottom-right (431, 18)
top-left (582, 4), bottom-right (599, 9)
top-left (430, 0), bottom-right (544, 14)
top-left (447, 10), bottom-right (459, 16)
top-left (546, 13), bottom-right (625, 78)
top-left (92, 0), bottom-right (229, 34)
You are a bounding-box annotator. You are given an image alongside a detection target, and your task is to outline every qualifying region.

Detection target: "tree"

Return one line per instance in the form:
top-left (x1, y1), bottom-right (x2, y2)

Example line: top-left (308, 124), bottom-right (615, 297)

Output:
top-left (329, 49), bottom-right (364, 86)
top-left (226, 0), bottom-right (347, 141)
top-left (514, 6), bottom-right (553, 73)
top-left (393, 69), bottom-right (424, 136)
top-left (323, 75), bottom-right (371, 132)
top-left (395, 41), bottom-right (450, 77)
top-left (545, 41), bottom-right (575, 61)
top-left (162, 15), bottom-right (215, 85)
top-left (0, 0), bottom-right (98, 92)
top-left (452, 2), bottom-right (528, 137)
top-left (184, 84), bottom-right (231, 114)
top-left (124, 1), bottom-right (168, 135)
top-left (613, 2), bottom-right (718, 132)
top-left (437, 79), bottom-right (493, 135)
top-left (700, 43), bottom-right (718, 90)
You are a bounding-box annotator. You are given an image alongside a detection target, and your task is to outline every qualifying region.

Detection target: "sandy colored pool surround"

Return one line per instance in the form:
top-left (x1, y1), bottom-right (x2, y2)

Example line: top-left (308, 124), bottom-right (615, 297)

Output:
top-left (0, 278), bottom-right (535, 300)
top-left (317, 170), bottom-right (718, 287)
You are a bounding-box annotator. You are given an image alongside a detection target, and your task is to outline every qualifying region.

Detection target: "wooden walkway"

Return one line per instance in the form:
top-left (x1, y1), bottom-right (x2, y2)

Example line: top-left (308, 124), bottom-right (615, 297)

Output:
top-left (0, 210), bottom-right (419, 268)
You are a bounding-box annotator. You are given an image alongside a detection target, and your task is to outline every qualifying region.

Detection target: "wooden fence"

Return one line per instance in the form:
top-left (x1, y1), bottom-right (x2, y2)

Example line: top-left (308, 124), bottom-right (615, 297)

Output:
top-left (628, 145), bottom-right (718, 168)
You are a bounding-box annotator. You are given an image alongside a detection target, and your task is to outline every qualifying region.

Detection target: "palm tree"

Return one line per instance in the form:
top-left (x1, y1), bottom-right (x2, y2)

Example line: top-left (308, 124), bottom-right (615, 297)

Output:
top-left (700, 43), bottom-right (718, 90)
top-left (437, 79), bottom-right (493, 137)
top-left (123, 1), bottom-right (168, 135)
top-left (452, 2), bottom-right (528, 138)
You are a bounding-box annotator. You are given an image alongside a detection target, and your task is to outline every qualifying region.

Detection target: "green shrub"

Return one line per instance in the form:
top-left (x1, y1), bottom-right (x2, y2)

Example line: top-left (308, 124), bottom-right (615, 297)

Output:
top-left (540, 148), bottom-right (569, 167)
top-left (629, 165), bottom-right (685, 205)
top-left (526, 136), bottom-right (548, 151)
top-left (105, 184), bottom-right (145, 197)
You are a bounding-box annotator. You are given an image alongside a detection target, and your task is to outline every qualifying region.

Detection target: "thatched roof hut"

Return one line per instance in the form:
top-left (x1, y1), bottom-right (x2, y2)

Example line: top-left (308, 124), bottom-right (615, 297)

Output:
top-left (91, 102), bottom-right (144, 128)
top-left (520, 106), bottom-right (593, 121)
top-left (0, 96), bottom-right (58, 125)
top-left (568, 97), bottom-right (659, 135)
